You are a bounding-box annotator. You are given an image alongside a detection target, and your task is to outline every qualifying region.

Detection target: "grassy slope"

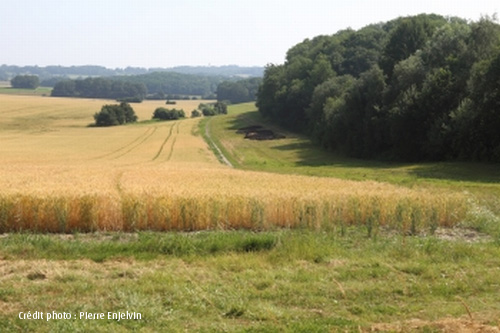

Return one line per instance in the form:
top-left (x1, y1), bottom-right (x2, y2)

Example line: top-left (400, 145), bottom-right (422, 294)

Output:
top-left (210, 103), bottom-right (500, 187)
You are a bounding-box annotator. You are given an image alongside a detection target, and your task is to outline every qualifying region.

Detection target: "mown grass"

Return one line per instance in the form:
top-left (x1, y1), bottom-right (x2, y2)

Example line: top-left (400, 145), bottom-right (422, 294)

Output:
top-left (0, 230), bottom-right (499, 331)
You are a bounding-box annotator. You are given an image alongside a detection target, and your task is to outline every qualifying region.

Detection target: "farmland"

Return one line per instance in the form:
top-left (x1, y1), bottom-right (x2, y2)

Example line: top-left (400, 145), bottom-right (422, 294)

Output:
top-left (1, 94), bottom-right (500, 331)
top-left (0, 94), bottom-right (469, 234)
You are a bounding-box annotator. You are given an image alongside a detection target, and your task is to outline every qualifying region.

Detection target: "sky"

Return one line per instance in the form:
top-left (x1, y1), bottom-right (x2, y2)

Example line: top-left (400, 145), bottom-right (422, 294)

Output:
top-left (0, 0), bottom-right (498, 69)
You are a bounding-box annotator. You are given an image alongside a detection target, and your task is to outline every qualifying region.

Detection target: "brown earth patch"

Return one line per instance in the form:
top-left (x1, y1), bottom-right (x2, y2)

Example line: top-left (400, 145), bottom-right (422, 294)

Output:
top-left (237, 125), bottom-right (285, 141)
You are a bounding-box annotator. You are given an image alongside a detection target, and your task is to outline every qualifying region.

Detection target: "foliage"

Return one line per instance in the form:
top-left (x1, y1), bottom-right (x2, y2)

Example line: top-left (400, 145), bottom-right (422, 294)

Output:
top-left (191, 109), bottom-right (201, 118)
top-left (117, 72), bottom-right (224, 98)
top-left (152, 107), bottom-right (185, 121)
top-left (52, 77), bottom-right (146, 101)
top-left (257, 14), bottom-right (500, 162)
top-left (93, 102), bottom-right (137, 127)
top-left (199, 101), bottom-right (227, 116)
top-left (216, 77), bottom-right (262, 103)
top-left (10, 74), bottom-right (40, 89)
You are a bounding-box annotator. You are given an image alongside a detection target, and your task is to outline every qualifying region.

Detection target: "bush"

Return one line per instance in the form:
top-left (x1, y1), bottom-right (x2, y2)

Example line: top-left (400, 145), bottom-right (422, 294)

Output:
top-left (191, 109), bottom-right (202, 118)
top-left (152, 107), bottom-right (185, 121)
top-left (199, 102), bottom-right (227, 116)
top-left (93, 102), bottom-right (137, 127)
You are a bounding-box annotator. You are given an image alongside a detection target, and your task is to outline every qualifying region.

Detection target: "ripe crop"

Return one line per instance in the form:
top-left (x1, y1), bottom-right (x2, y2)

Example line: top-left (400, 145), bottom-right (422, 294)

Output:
top-left (0, 95), bottom-right (467, 233)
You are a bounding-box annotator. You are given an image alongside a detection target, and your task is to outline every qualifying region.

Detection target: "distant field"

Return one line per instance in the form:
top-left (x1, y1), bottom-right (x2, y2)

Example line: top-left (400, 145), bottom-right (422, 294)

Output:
top-left (0, 95), bottom-right (468, 233)
top-left (0, 82), bottom-right (52, 96)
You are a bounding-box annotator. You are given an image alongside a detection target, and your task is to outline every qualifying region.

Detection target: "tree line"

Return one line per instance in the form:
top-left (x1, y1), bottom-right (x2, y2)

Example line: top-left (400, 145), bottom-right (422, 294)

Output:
top-left (50, 73), bottom-right (228, 100)
top-left (49, 73), bottom-right (262, 103)
top-left (0, 64), bottom-right (263, 82)
top-left (257, 14), bottom-right (500, 162)
top-left (52, 77), bottom-right (147, 100)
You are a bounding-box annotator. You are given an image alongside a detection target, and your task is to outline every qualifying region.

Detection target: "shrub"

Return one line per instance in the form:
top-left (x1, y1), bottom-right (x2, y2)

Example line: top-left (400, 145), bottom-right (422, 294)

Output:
top-left (93, 102), bottom-right (137, 127)
top-left (199, 102), bottom-right (227, 116)
top-left (152, 107), bottom-right (185, 121)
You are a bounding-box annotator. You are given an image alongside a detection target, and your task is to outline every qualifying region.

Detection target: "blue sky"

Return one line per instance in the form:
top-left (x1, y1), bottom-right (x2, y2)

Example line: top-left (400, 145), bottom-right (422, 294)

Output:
top-left (1, 0), bottom-right (498, 68)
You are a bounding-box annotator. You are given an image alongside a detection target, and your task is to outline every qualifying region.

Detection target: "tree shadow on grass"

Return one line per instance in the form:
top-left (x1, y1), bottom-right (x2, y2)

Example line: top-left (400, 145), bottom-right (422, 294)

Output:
top-left (227, 110), bottom-right (500, 184)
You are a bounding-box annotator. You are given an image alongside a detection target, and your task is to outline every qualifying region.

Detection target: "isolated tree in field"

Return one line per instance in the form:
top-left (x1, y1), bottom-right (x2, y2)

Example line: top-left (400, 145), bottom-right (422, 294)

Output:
top-left (198, 102), bottom-right (227, 116)
top-left (152, 107), bottom-right (185, 121)
top-left (11, 75), bottom-right (40, 89)
top-left (93, 102), bottom-right (137, 127)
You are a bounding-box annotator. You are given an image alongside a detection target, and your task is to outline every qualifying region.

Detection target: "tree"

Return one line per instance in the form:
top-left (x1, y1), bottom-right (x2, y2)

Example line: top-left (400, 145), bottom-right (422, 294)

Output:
top-left (216, 78), bottom-right (262, 103)
top-left (380, 14), bottom-right (446, 78)
top-left (152, 107), bottom-right (185, 121)
top-left (11, 75), bottom-right (40, 89)
top-left (198, 102), bottom-right (227, 116)
top-left (256, 14), bottom-right (500, 162)
top-left (93, 103), bottom-right (137, 127)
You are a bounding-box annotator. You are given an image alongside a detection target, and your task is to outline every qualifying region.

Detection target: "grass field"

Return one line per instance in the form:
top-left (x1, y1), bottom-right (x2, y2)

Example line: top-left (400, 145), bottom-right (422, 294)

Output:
top-left (1, 95), bottom-right (499, 331)
top-left (0, 82), bottom-right (52, 96)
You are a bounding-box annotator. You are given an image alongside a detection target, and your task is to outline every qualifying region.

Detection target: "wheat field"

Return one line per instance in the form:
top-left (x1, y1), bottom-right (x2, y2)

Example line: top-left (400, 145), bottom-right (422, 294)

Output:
top-left (0, 94), bottom-right (467, 233)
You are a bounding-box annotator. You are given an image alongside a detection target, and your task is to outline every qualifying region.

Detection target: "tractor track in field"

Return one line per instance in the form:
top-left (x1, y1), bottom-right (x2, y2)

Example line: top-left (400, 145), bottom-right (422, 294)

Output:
top-left (204, 117), bottom-right (233, 167)
top-left (165, 121), bottom-right (182, 161)
top-left (152, 122), bottom-right (177, 161)
top-left (92, 126), bottom-right (157, 160)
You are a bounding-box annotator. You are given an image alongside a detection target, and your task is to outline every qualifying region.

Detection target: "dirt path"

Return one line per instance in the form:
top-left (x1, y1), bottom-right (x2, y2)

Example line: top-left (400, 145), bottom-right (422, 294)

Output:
top-left (204, 117), bottom-right (233, 167)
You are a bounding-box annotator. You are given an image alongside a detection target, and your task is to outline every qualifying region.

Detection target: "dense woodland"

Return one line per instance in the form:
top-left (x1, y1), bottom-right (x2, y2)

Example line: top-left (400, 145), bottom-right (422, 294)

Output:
top-left (216, 77), bottom-right (262, 103)
top-left (257, 14), bottom-right (500, 162)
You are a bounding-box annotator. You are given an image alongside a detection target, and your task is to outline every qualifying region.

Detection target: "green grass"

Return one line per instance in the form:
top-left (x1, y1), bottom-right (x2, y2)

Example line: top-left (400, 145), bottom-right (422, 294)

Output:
top-left (0, 86), bottom-right (52, 96)
top-left (210, 103), bottom-right (500, 187)
top-left (0, 230), bottom-right (499, 331)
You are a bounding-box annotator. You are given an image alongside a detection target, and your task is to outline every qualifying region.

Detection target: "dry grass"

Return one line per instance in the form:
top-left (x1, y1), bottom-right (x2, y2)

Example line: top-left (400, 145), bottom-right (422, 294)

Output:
top-left (0, 94), bottom-right (468, 233)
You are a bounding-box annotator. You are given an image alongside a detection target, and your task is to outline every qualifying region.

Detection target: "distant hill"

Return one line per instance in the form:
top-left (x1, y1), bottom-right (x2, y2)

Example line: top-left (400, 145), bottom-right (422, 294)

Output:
top-left (0, 64), bottom-right (264, 82)
top-left (153, 65), bottom-right (264, 78)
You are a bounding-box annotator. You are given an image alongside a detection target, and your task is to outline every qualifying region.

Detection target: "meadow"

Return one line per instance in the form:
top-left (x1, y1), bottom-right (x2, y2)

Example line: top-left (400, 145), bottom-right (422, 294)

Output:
top-left (1, 94), bottom-right (499, 331)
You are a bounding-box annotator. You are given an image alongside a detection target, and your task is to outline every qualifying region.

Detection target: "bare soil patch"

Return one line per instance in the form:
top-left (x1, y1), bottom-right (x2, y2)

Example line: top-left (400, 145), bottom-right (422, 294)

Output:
top-left (237, 125), bottom-right (285, 140)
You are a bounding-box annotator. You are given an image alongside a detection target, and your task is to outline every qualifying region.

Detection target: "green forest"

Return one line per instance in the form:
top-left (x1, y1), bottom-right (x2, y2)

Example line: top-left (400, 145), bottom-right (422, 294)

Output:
top-left (257, 14), bottom-right (500, 162)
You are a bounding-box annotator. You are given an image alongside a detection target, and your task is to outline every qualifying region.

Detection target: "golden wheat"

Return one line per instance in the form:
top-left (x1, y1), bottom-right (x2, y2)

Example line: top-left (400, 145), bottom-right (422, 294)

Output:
top-left (0, 94), bottom-right (467, 233)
